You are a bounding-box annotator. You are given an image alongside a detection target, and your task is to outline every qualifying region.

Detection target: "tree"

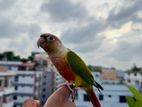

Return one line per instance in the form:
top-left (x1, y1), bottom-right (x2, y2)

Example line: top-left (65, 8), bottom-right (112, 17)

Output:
top-left (126, 64), bottom-right (141, 72)
top-left (131, 65), bottom-right (141, 72)
top-left (0, 53), bottom-right (4, 60)
top-left (3, 51), bottom-right (14, 61)
top-left (0, 51), bottom-right (22, 61)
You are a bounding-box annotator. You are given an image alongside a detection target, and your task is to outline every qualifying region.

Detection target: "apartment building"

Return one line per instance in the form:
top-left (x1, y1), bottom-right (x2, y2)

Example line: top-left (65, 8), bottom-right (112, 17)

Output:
top-left (75, 72), bottom-right (132, 107)
top-left (39, 71), bottom-right (55, 106)
top-left (13, 71), bottom-right (43, 107)
top-left (75, 84), bottom-right (132, 107)
top-left (0, 72), bottom-right (16, 107)
top-left (124, 72), bottom-right (142, 89)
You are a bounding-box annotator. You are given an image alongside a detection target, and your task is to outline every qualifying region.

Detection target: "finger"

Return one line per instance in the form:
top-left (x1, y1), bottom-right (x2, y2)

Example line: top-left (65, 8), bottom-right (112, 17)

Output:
top-left (55, 85), bottom-right (71, 99)
top-left (22, 98), bottom-right (40, 107)
top-left (43, 85), bottom-right (71, 107)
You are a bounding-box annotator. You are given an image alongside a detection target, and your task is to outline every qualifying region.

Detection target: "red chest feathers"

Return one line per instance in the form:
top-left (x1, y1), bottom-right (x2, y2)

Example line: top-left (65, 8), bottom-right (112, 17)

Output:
top-left (51, 57), bottom-right (75, 81)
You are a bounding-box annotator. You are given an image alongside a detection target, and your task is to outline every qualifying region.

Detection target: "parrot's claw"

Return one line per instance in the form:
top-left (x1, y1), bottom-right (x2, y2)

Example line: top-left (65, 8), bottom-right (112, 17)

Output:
top-left (57, 82), bottom-right (78, 102)
top-left (71, 87), bottom-right (77, 102)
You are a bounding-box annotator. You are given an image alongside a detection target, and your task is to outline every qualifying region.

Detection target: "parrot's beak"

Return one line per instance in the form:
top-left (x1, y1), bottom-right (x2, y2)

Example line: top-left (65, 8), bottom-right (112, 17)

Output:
top-left (37, 37), bottom-right (46, 48)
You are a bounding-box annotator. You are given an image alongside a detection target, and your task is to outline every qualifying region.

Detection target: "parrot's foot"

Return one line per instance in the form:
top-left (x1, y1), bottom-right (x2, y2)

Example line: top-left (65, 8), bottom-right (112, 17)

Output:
top-left (57, 82), bottom-right (78, 102)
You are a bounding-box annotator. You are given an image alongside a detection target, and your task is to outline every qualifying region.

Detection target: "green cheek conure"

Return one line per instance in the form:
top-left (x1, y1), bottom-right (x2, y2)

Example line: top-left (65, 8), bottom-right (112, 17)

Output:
top-left (37, 33), bottom-right (103, 107)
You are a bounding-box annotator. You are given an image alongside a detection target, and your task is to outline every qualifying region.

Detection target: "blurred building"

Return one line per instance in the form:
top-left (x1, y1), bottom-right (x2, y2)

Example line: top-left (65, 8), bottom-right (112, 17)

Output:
top-left (75, 71), bottom-right (132, 107)
top-left (116, 70), bottom-right (125, 83)
top-left (0, 72), bottom-right (16, 107)
top-left (54, 72), bottom-right (65, 87)
top-left (39, 71), bottom-right (55, 106)
top-left (32, 52), bottom-right (65, 87)
top-left (98, 67), bottom-right (124, 85)
top-left (124, 72), bottom-right (142, 90)
top-left (0, 61), bottom-right (34, 71)
top-left (32, 52), bottom-right (49, 71)
top-left (0, 52), bottom-right (66, 107)
top-left (76, 84), bottom-right (132, 107)
top-left (13, 71), bottom-right (43, 107)
top-left (0, 54), bottom-right (137, 107)
top-left (0, 61), bottom-right (20, 71)
top-left (100, 67), bottom-right (118, 80)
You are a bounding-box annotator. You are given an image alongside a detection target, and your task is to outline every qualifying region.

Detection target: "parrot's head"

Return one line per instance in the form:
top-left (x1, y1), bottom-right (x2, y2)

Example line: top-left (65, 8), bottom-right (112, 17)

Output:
top-left (37, 33), bottom-right (63, 54)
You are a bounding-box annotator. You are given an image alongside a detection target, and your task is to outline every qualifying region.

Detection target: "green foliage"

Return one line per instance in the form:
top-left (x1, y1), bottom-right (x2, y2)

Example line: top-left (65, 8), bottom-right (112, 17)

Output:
top-left (0, 51), bottom-right (34, 62)
top-left (0, 51), bottom-right (22, 61)
top-left (28, 56), bottom-right (34, 61)
top-left (126, 85), bottom-right (142, 107)
top-left (126, 64), bottom-right (142, 72)
top-left (126, 96), bottom-right (135, 107)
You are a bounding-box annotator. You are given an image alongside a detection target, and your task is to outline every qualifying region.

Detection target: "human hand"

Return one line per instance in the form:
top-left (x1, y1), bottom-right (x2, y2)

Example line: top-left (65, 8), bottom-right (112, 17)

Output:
top-left (22, 86), bottom-right (76, 107)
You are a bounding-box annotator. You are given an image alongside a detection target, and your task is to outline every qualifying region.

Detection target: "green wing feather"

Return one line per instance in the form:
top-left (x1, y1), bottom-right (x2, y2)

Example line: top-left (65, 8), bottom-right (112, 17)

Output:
top-left (66, 50), bottom-right (94, 85)
top-left (66, 50), bottom-right (103, 90)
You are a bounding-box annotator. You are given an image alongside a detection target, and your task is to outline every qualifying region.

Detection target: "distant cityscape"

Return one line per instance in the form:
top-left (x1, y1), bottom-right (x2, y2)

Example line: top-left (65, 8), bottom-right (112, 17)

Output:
top-left (0, 51), bottom-right (142, 107)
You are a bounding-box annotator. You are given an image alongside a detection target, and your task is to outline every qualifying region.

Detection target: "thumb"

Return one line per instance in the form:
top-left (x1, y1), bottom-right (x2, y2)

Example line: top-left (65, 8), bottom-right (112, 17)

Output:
top-left (22, 98), bottom-right (40, 107)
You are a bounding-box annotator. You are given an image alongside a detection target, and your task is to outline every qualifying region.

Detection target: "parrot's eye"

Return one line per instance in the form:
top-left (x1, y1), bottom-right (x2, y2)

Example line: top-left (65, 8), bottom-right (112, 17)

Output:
top-left (47, 36), bottom-right (54, 42)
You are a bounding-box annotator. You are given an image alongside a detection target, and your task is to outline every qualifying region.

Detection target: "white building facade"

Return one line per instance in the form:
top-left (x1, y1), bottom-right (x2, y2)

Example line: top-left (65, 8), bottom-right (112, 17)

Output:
top-left (0, 72), bottom-right (16, 107)
top-left (12, 71), bottom-right (43, 107)
top-left (75, 84), bottom-right (132, 107)
top-left (124, 72), bottom-right (142, 88)
top-left (75, 72), bottom-right (132, 107)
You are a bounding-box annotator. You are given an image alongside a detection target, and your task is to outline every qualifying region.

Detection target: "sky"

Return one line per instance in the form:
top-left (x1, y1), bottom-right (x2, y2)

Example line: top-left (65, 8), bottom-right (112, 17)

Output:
top-left (0, 0), bottom-right (142, 70)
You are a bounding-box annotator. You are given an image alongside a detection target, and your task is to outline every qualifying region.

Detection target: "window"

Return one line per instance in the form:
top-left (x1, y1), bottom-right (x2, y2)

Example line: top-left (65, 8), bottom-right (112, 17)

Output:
top-left (44, 75), bottom-right (47, 79)
top-left (13, 105), bottom-right (17, 107)
top-left (3, 96), bottom-right (6, 103)
top-left (18, 66), bottom-right (26, 70)
top-left (134, 73), bottom-right (137, 76)
top-left (99, 95), bottom-right (103, 101)
top-left (127, 79), bottom-right (131, 83)
top-left (42, 94), bottom-right (46, 98)
top-left (41, 101), bottom-right (45, 106)
top-left (43, 88), bottom-right (46, 92)
top-left (119, 96), bottom-right (126, 103)
top-left (4, 78), bottom-right (8, 87)
top-left (0, 80), bottom-right (2, 87)
top-left (13, 96), bottom-right (17, 100)
top-left (75, 92), bottom-right (78, 100)
top-left (43, 82), bottom-right (46, 86)
top-left (108, 95), bottom-right (112, 98)
top-left (83, 94), bottom-right (89, 101)
top-left (15, 76), bottom-right (18, 81)
top-left (15, 86), bottom-right (18, 90)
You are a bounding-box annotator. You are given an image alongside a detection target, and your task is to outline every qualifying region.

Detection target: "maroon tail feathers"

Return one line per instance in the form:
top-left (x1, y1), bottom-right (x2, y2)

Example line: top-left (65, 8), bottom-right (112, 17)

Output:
top-left (86, 88), bottom-right (101, 107)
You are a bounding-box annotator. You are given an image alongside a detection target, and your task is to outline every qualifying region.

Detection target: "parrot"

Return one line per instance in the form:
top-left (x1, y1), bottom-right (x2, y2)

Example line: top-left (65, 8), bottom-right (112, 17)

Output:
top-left (37, 33), bottom-right (103, 107)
